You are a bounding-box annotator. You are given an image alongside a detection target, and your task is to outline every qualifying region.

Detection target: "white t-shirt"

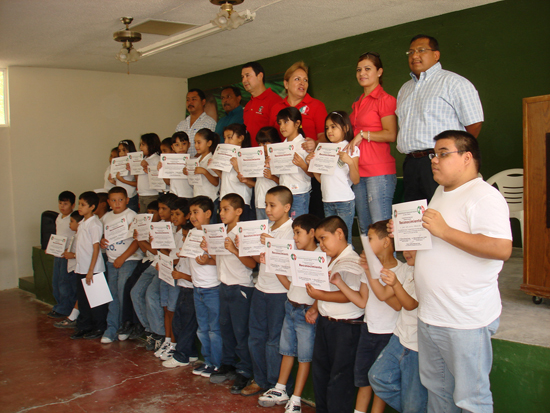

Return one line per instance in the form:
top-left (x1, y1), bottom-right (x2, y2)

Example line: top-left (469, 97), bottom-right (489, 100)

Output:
top-left (415, 178), bottom-right (512, 329)
top-left (56, 213), bottom-right (75, 240)
top-left (286, 246), bottom-right (321, 306)
top-left (192, 152), bottom-right (220, 201)
top-left (188, 228), bottom-right (220, 288)
top-left (116, 174), bottom-right (137, 198)
top-left (220, 167), bottom-right (253, 206)
top-left (67, 231), bottom-right (78, 273)
top-left (279, 135), bottom-right (312, 195)
top-left (137, 153), bottom-right (161, 196)
top-left (175, 256), bottom-right (193, 289)
top-left (75, 215), bottom-right (105, 274)
top-left (217, 226), bottom-right (254, 287)
top-left (102, 209), bottom-right (143, 263)
top-left (320, 144), bottom-right (359, 203)
top-left (104, 165), bottom-right (115, 192)
top-left (363, 260), bottom-right (410, 334)
top-left (256, 218), bottom-right (294, 294)
top-left (170, 174), bottom-right (194, 198)
top-left (393, 269), bottom-right (419, 352)
top-left (255, 177), bottom-right (277, 209)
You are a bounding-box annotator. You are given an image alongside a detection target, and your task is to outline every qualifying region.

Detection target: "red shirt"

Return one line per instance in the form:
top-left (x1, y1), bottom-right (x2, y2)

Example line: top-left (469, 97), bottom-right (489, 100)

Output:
top-left (269, 93), bottom-right (328, 141)
top-left (350, 85), bottom-right (397, 177)
top-left (243, 88), bottom-right (283, 147)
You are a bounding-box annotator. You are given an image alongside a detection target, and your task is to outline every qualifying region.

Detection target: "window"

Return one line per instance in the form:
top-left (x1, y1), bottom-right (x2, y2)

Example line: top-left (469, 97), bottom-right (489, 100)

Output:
top-left (0, 69), bottom-right (7, 126)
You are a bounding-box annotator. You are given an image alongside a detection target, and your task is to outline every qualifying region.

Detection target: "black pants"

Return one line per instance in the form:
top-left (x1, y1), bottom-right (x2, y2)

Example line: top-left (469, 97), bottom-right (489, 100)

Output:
top-left (121, 260), bottom-right (152, 325)
top-left (403, 155), bottom-right (439, 203)
top-left (172, 287), bottom-right (199, 363)
top-left (75, 273), bottom-right (108, 332)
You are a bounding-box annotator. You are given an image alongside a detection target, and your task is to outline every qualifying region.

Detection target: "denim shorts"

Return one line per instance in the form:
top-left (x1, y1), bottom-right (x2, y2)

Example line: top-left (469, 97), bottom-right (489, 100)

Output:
top-left (160, 280), bottom-right (180, 312)
top-left (279, 300), bottom-right (316, 362)
top-left (354, 323), bottom-right (392, 387)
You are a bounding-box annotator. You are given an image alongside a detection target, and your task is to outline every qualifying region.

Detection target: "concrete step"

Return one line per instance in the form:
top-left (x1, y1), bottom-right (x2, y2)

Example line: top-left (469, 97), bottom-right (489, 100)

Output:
top-left (18, 276), bottom-right (35, 294)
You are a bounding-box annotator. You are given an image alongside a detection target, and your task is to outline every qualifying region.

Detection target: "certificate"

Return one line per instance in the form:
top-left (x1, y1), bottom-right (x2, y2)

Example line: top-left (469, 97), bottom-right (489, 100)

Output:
top-left (210, 144), bottom-right (239, 172)
top-left (157, 252), bottom-right (175, 286)
top-left (392, 200), bottom-right (432, 251)
top-left (265, 238), bottom-right (296, 275)
top-left (110, 156), bottom-right (129, 177)
top-left (179, 228), bottom-right (205, 258)
top-left (307, 142), bottom-right (343, 175)
top-left (159, 153), bottom-right (189, 179)
top-left (203, 223), bottom-right (231, 256)
top-left (130, 213), bottom-right (153, 241)
top-left (45, 234), bottom-right (68, 257)
top-left (82, 272), bottom-right (113, 308)
top-left (150, 222), bottom-right (176, 249)
top-left (148, 167), bottom-right (166, 191)
top-left (288, 250), bottom-right (330, 291)
top-left (128, 151), bottom-right (146, 175)
top-left (236, 219), bottom-right (269, 257)
top-left (267, 142), bottom-right (299, 175)
top-left (237, 147), bottom-right (266, 178)
top-left (360, 235), bottom-right (383, 279)
top-left (104, 216), bottom-right (130, 244)
top-left (187, 158), bottom-right (201, 186)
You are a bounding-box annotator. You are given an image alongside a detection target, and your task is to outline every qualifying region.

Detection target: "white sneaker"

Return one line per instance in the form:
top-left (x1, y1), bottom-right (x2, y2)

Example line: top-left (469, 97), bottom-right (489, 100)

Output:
top-left (189, 356), bottom-right (199, 362)
top-left (100, 336), bottom-right (113, 344)
top-left (162, 357), bottom-right (189, 368)
top-left (154, 340), bottom-right (171, 358)
top-left (258, 388), bottom-right (289, 407)
top-left (160, 343), bottom-right (176, 361)
top-left (284, 399), bottom-right (301, 413)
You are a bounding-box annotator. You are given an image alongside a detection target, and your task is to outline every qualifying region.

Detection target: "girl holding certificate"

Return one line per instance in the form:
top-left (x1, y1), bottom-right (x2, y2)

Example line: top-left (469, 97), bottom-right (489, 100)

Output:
top-left (347, 52), bottom-right (397, 236)
top-left (116, 139), bottom-right (139, 213)
top-left (104, 147), bottom-right (119, 192)
top-left (136, 133), bottom-right (162, 213)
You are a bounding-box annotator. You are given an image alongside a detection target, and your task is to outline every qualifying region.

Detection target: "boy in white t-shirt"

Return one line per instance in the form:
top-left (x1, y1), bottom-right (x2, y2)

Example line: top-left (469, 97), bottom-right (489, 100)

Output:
top-left (49, 190), bottom-right (76, 319)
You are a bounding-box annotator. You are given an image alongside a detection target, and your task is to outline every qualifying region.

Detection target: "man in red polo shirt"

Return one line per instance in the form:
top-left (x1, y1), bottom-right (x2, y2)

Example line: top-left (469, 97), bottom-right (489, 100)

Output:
top-left (241, 62), bottom-right (283, 147)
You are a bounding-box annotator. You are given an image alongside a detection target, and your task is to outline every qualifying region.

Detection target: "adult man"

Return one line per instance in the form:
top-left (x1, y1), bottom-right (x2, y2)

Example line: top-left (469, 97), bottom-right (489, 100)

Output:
top-left (396, 35), bottom-right (484, 202)
top-left (215, 86), bottom-right (244, 139)
top-left (175, 88), bottom-right (217, 157)
top-left (414, 130), bottom-right (512, 412)
top-left (241, 61), bottom-right (283, 147)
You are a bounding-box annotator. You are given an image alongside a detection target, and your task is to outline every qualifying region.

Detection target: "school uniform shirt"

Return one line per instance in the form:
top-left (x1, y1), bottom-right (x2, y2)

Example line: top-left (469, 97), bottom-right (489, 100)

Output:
top-left (220, 167), bottom-right (253, 206)
top-left (169, 174), bottom-right (194, 198)
top-left (137, 153), bottom-right (161, 196)
top-left (56, 213), bottom-right (75, 240)
top-left (362, 260), bottom-right (410, 334)
top-left (67, 231), bottom-right (79, 273)
top-left (102, 209), bottom-right (143, 263)
top-left (279, 134), bottom-right (311, 195)
top-left (170, 228), bottom-right (185, 261)
top-left (103, 165), bottom-right (115, 192)
top-left (243, 87), bottom-right (283, 147)
top-left (116, 174), bottom-right (137, 198)
top-left (192, 153), bottom-right (220, 201)
top-left (318, 245), bottom-right (364, 320)
top-left (217, 226), bottom-right (254, 287)
top-left (188, 228), bottom-right (220, 289)
top-left (75, 215), bottom-right (106, 274)
top-left (320, 143), bottom-right (360, 203)
top-left (286, 246), bottom-right (321, 306)
top-left (175, 256), bottom-right (193, 289)
top-left (393, 269), bottom-right (419, 352)
top-left (256, 219), bottom-right (294, 294)
top-left (255, 177), bottom-right (278, 209)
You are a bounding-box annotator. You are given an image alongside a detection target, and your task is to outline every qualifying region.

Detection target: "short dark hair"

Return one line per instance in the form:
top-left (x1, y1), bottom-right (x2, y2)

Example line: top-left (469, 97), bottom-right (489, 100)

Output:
top-left (173, 198), bottom-right (190, 215)
top-left (189, 196), bottom-right (214, 215)
top-left (223, 123), bottom-right (251, 148)
top-left (79, 191), bottom-right (99, 212)
top-left (316, 215), bottom-right (348, 242)
top-left (188, 88), bottom-right (206, 101)
top-left (266, 185), bottom-right (293, 208)
top-left (292, 214), bottom-right (321, 233)
top-left (325, 111), bottom-right (354, 143)
top-left (97, 191), bottom-right (109, 205)
top-left (140, 133), bottom-right (161, 156)
top-left (147, 200), bottom-right (159, 211)
top-left (161, 137), bottom-right (173, 149)
top-left (221, 193), bottom-right (245, 211)
top-left (433, 130), bottom-right (481, 172)
top-left (195, 128), bottom-right (219, 154)
top-left (108, 186), bottom-right (128, 198)
top-left (59, 191), bottom-right (75, 204)
top-left (368, 219), bottom-right (390, 239)
top-left (222, 86), bottom-right (241, 97)
top-left (172, 131), bottom-right (189, 145)
top-left (242, 62), bottom-right (265, 84)
top-left (410, 34), bottom-right (439, 51)
top-left (70, 210), bottom-right (84, 223)
top-left (256, 126), bottom-right (281, 145)
top-left (158, 193), bottom-right (178, 210)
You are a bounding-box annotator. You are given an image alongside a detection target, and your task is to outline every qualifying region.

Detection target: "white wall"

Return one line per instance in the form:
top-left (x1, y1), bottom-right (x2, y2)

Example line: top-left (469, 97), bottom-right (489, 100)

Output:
top-left (0, 67), bottom-right (188, 290)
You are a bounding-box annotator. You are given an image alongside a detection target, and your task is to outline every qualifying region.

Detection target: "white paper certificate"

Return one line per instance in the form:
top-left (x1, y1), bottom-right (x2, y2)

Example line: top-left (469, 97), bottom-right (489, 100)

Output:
top-left (187, 158), bottom-right (201, 186)
top-left (360, 235), bottom-right (383, 279)
top-left (392, 200), bottom-right (432, 251)
top-left (237, 220), bottom-right (269, 257)
top-left (45, 234), bottom-right (68, 257)
top-left (265, 238), bottom-right (296, 275)
top-left (111, 156), bottom-right (129, 177)
top-left (104, 216), bottom-right (130, 244)
top-left (237, 147), bottom-right (266, 178)
top-left (289, 250), bottom-right (330, 291)
top-left (131, 214), bottom-right (153, 241)
top-left (150, 222), bottom-right (176, 249)
top-left (82, 272), bottom-right (113, 308)
top-left (157, 252), bottom-right (175, 286)
top-left (148, 167), bottom-right (166, 191)
top-left (159, 153), bottom-right (189, 179)
top-left (267, 142), bottom-right (299, 175)
top-left (203, 223), bottom-right (230, 256)
top-left (128, 151), bottom-right (146, 175)
top-left (179, 228), bottom-right (205, 258)
top-left (308, 142), bottom-right (343, 175)
top-left (210, 144), bottom-right (239, 172)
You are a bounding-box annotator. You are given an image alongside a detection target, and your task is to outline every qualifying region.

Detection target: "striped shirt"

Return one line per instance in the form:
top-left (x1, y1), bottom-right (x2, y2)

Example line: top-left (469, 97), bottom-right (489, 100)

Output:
top-left (175, 112), bottom-right (217, 157)
top-left (396, 62), bottom-right (483, 154)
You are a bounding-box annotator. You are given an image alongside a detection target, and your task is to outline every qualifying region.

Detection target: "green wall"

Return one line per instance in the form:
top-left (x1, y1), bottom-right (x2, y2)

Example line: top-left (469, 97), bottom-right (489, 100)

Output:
top-left (190, 0), bottom-right (550, 179)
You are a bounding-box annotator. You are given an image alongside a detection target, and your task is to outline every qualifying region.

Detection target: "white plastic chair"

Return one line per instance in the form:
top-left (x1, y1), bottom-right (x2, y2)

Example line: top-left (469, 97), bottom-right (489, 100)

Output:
top-left (486, 168), bottom-right (524, 247)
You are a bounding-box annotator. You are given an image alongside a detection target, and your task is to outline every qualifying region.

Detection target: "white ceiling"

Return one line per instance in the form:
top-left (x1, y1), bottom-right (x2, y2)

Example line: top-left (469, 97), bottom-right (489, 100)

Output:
top-left (0, 0), bottom-right (500, 79)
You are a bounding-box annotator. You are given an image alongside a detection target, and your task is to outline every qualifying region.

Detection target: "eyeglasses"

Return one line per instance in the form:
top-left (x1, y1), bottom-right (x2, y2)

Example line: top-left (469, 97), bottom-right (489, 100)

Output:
top-left (405, 48), bottom-right (433, 56)
top-left (428, 150), bottom-right (465, 160)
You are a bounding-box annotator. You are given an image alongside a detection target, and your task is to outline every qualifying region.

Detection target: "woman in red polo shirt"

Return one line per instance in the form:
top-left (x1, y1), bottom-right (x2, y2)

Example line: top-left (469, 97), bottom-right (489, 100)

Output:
top-left (348, 52), bottom-right (397, 236)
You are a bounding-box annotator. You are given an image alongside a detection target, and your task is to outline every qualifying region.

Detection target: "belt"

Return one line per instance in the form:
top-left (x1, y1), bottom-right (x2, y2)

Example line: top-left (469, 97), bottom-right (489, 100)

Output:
top-left (288, 300), bottom-right (310, 309)
top-left (406, 149), bottom-right (434, 158)
top-left (323, 315), bottom-right (363, 325)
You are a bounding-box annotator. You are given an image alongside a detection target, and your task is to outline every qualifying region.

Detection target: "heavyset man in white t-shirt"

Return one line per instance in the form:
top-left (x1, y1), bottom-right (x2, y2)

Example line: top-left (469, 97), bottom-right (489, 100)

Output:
top-left (412, 130), bottom-right (512, 413)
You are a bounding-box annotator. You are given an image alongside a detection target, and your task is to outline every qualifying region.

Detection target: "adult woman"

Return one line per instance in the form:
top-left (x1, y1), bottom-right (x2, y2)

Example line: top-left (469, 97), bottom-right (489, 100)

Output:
top-left (348, 52), bottom-right (397, 235)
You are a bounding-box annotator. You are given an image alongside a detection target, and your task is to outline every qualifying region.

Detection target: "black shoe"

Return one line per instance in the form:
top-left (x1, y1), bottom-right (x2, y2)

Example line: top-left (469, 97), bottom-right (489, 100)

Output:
top-left (83, 329), bottom-right (104, 339)
top-left (210, 364), bottom-right (237, 384)
top-left (230, 374), bottom-right (251, 394)
top-left (117, 320), bottom-right (133, 335)
top-left (129, 323), bottom-right (145, 340)
top-left (71, 329), bottom-right (90, 340)
top-left (47, 310), bottom-right (67, 319)
top-left (145, 333), bottom-right (156, 351)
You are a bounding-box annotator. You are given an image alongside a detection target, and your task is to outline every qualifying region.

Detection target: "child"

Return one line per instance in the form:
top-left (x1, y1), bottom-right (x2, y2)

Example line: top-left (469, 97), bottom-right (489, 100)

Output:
top-left (161, 138), bottom-right (174, 154)
top-left (49, 190), bottom-right (76, 319)
top-left (244, 186), bottom-right (294, 396)
top-left (137, 133), bottom-right (162, 213)
top-left (202, 194), bottom-right (256, 388)
top-left (306, 111), bottom-right (360, 244)
top-left (276, 107), bottom-right (311, 219)
top-left (104, 147), bottom-right (119, 192)
top-left (100, 187), bottom-right (143, 343)
top-left (258, 214), bottom-right (320, 413)
top-left (187, 196), bottom-right (222, 377)
top-left (305, 216), bottom-right (365, 413)
top-left (368, 250), bottom-right (428, 413)
top-left (162, 132), bottom-right (193, 199)
top-left (94, 191), bottom-right (110, 219)
top-left (71, 191), bottom-right (108, 339)
top-left (186, 128), bottom-right (220, 206)
top-left (116, 140), bottom-right (139, 213)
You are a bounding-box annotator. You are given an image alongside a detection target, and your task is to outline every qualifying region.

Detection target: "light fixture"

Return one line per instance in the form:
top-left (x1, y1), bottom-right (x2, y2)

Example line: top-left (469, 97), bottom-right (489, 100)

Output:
top-left (113, 17), bottom-right (142, 65)
top-left (210, 0), bottom-right (247, 30)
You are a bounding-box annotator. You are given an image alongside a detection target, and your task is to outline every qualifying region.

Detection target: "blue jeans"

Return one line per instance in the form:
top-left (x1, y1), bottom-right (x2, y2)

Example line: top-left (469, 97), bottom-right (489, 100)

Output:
top-left (172, 287), bottom-right (199, 363)
top-left (52, 257), bottom-right (77, 315)
top-left (256, 208), bottom-right (268, 221)
top-left (160, 280), bottom-right (180, 312)
top-left (323, 200), bottom-right (356, 245)
top-left (128, 194), bottom-right (139, 213)
top-left (352, 174), bottom-right (396, 235)
top-left (130, 265), bottom-right (156, 332)
top-left (418, 318), bottom-right (499, 413)
top-left (146, 275), bottom-right (165, 335)
top-left (369, 334), bottom-right (428, 413)
top-left (248, 290), bottom-right (287, 389)
top-left (290, 192), bottom-right (310, 220)
top-left (279, 300), bottom-right (316, 362)
top-left (194, 286), bottom-right (222, 368)
top-left (104, 260), bottom-right (138, 340)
